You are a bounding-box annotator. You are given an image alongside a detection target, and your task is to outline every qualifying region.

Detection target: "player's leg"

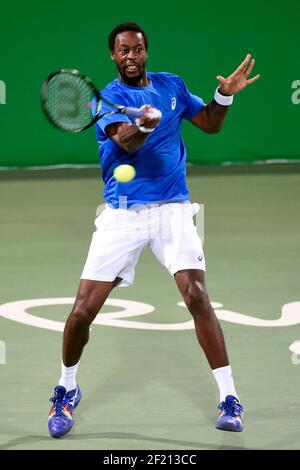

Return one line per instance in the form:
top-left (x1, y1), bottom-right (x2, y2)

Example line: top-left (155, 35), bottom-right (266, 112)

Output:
top-left (174, 269), bottom-right (243, 432)
top-left (175, 269), bottom-right (228, 369)
top-left (48, 277), bottom-right (121, 438)
top-left (150, 202), bottom-right (243, 432)
top-left (62, 277), bottom-right (122, 367)
top-left (59, 204), bottom-right (145, 386)
top-left (48, 205), bottom-right (148, 438)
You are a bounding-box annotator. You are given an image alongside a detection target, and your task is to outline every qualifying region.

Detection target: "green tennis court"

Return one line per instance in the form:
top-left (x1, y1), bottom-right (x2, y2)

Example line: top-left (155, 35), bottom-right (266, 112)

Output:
top-left (1, 165), bottom-right (299, 450)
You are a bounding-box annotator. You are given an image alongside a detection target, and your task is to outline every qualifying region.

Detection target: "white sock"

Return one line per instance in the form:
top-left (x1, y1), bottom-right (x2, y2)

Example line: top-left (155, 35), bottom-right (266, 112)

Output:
top-left (58, 361), bottom-right (79, 392)
top-left (212, 365), bottom-right (239, 403)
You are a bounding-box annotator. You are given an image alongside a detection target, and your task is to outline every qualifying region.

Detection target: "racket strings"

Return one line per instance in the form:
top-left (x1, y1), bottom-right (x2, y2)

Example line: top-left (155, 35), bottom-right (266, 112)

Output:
top-left (46, 73), bottom-right (93, 131)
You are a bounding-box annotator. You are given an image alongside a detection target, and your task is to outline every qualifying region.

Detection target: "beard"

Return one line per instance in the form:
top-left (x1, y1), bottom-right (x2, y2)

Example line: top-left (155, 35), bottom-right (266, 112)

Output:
top-left (117, 63), bottom-right (146, 86)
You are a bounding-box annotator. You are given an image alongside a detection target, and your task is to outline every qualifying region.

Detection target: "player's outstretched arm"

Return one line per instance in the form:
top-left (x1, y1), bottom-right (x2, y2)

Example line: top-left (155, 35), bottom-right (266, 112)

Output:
top-left (191, 53), bottom-right (260, 133)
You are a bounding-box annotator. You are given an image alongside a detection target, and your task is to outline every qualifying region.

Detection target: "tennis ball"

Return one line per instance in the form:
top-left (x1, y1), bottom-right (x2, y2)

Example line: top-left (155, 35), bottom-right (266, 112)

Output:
top-left (113, 164), bottom-right (136, 183)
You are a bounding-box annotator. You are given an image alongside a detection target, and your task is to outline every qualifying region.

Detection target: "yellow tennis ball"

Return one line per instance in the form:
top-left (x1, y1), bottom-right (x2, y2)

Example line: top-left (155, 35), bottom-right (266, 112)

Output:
top-left (113, 164), bottom-right (136, 183)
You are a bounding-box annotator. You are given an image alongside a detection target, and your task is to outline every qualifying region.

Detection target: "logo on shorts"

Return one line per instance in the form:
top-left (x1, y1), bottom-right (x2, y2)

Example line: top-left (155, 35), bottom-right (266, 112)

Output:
top-left (171, 97), bottom-right (176, 110)
top-left (198, 254), bottom-right (203, 261)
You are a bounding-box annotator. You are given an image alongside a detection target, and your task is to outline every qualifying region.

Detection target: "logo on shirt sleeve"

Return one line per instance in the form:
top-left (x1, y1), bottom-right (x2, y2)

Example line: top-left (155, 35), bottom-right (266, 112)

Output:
top-left (171, 97), bottom-right (176, 110)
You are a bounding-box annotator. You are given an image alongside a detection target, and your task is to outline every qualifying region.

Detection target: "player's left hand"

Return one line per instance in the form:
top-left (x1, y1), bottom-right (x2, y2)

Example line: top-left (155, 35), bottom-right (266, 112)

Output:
top-left (216, 53), bottom-right (260, 96)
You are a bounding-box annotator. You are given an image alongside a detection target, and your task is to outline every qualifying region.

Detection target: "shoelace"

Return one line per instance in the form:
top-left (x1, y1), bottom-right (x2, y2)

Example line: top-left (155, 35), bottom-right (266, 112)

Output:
top-left (49, 392), bottom-right (66, 417)
top-left (219, 399), bottom-right (242, 417)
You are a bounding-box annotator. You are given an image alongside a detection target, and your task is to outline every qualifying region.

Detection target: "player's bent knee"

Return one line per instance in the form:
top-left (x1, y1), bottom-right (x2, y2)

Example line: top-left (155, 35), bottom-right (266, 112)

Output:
top-left (70, 305), bottom-right (96, 326)
top-left (184, 287), bottom-right (211, 317)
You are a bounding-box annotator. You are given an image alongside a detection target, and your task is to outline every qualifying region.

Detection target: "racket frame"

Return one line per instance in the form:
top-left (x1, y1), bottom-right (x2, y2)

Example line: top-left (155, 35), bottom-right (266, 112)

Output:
top-left (41, 69), bottom-right (143, 132)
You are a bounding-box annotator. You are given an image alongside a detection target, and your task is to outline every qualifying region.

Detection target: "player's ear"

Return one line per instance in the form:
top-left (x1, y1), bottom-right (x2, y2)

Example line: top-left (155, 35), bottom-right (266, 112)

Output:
top-left (111, 52), bottom-right (115, 61)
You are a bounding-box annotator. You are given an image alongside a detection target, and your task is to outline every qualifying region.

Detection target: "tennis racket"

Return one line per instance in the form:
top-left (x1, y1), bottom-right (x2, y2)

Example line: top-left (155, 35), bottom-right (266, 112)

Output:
top-left (41, 69), bottom-right (144, 132)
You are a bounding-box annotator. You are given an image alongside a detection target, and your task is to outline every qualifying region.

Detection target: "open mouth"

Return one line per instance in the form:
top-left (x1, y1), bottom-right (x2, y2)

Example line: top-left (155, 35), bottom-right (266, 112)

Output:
top-left (126, 64), bottom-right (139, 73)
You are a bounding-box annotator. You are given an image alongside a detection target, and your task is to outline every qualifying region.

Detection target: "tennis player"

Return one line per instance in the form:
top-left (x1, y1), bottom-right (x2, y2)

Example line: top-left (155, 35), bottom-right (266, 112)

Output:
top-left (48, 22), bottom-right (260, 437)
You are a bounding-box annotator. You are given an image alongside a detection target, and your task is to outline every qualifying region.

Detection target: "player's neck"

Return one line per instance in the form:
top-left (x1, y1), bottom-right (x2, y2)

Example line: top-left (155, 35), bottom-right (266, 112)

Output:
top-left (119, 72), bottom-right (149, 87)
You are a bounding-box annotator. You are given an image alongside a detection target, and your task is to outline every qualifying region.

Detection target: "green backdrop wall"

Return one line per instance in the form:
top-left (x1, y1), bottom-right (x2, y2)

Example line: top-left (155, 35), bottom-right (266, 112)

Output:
top-left (1, 0), bottom-right (300, 167)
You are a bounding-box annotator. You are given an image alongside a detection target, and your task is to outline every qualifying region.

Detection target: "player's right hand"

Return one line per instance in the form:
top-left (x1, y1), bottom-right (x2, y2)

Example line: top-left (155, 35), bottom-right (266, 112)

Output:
top-left (136, 104), bottom-right (162, 129)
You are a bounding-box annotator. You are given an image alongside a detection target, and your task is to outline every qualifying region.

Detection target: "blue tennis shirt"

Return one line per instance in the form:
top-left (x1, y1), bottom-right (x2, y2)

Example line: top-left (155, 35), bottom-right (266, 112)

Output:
top-left (94, 72), bottom-right (205, 208)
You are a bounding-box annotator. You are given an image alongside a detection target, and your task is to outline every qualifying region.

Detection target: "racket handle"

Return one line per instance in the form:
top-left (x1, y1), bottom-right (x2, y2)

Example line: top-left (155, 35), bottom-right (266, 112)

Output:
top-left (124, 107), bottom-right (144, 118)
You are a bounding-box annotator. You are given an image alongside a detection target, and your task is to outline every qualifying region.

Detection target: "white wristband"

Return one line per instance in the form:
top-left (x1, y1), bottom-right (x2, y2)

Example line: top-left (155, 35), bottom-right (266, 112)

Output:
top-left (135, 118), bottom-right (155, 133)
top-left (214, 87), bottom-right (234, 106)
top-left (136, 125), bottom-right (155, 133)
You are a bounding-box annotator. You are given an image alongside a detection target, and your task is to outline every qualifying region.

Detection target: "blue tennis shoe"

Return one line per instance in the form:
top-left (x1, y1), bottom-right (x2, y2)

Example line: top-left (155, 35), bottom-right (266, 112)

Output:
top-left (215, 395), bottom-right (243, 432)
top-left (48, 385), bottom-right (81, 438)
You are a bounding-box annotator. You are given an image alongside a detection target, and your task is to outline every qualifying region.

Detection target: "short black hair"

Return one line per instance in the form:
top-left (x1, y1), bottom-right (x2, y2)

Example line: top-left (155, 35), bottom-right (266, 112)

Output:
top-left (108, 22), bottom-right (148, 52)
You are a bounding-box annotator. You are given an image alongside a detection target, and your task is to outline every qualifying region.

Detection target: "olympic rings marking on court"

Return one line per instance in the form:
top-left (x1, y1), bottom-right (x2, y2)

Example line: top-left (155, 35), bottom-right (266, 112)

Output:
top-left (0, 299), bottom-right (300, 337)
top-left (289, 341), bottom-right (300, 355)
top-left (0, 340), bottom-right (6, 364)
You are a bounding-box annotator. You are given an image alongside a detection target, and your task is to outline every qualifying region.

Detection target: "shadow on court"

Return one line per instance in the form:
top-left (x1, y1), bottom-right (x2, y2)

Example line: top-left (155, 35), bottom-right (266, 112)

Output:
top-left (0, 431), bottom-right (247, 450)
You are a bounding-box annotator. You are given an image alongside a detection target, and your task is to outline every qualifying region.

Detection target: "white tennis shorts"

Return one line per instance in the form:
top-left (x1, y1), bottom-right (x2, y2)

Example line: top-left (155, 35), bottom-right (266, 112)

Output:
top-left (81, 201), bottom-right (205, 287)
